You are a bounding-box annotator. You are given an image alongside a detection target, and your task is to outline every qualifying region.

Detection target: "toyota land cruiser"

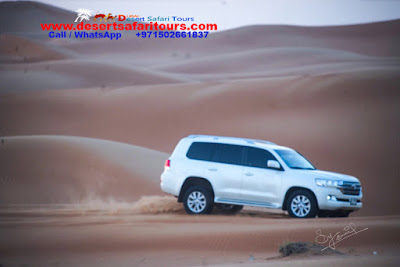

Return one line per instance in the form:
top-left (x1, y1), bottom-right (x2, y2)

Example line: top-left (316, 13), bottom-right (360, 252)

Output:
top-left (160, 135), bottom-right (362, 218)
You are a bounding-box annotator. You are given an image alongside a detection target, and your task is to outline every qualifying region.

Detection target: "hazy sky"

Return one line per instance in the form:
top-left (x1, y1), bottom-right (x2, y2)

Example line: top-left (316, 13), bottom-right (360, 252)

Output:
top-left (35, 0), bottom-right (400, 30)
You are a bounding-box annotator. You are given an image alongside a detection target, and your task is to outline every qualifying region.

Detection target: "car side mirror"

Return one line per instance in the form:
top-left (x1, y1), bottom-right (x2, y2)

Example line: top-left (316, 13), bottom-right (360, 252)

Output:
top-left (267, 160), bottom-right (281, 169)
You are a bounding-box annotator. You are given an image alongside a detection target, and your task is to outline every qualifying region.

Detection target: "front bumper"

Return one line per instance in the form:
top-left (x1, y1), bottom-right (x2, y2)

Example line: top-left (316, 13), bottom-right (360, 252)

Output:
top-left (315, 187), bottom-right (363, 211)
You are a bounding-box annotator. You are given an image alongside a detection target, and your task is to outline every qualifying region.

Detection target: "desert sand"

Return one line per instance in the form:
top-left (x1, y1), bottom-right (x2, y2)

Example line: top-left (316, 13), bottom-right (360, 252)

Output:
top-left (0, 1), bottom-right (400, 266)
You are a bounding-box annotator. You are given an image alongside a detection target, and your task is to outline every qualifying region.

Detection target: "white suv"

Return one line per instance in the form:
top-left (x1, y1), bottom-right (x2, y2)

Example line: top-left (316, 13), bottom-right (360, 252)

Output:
top-left (161, 135), bottom-right (362, 218)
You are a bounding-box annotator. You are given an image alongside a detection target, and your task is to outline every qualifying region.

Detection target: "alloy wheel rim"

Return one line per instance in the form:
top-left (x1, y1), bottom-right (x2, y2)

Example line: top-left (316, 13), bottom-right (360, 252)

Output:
top-left (187, 191), bottom-right (206, 213)
top-left (290, 195), bottom-right (311, 217)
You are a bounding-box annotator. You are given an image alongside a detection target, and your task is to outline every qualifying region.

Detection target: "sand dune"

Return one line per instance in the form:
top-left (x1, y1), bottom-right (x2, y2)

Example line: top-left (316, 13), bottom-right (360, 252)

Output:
top-left (0, 1), bottom-right (75, 34)
top-left (1, 69), bottom-right (400, 216)
top-left (56, 20), bottom-right (400, 58)
top-left (1, 2), bottom-right (398, 90)
top-left (0, 59), bottom-right (186, 92)
top-left (0, 135), bottom-right (168, 204)
top-left (2, 1), bottom-right (399, 68)
top-left (155, 46), bottom-right (399, 75)
top-left (206, 20), bottom-right (400, 56)
top-left (0, 1), bottom-right (146, 41)
top-left (0, 34), bottom-right (66, 63)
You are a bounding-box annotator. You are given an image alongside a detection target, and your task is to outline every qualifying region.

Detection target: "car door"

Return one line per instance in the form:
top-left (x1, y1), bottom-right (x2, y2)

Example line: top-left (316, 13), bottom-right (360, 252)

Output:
top-left (240, 146), bottom-right (284, 207)
top-left (208, 143), bottom-right (246, 202)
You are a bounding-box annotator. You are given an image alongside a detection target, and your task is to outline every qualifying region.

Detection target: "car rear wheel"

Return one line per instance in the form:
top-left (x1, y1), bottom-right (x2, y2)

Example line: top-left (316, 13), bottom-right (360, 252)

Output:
top-left (183, 186), bottom-right (214, 214)
top-left (287, 190), bottom-right (318, 218)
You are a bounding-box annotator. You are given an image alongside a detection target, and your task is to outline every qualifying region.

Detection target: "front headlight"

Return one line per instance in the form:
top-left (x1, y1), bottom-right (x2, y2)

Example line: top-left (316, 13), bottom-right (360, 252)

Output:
top-left (315, 178), bottom-right (344, 188)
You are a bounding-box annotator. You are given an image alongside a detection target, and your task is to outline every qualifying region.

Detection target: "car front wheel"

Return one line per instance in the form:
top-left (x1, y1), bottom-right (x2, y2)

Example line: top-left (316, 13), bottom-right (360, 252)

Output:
top-left (287, 189), bottom-right (318, 218)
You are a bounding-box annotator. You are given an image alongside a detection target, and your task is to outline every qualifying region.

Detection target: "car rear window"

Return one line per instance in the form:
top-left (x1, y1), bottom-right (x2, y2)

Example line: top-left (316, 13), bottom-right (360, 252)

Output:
top-left (186, 142), bottom-right (216, 161)
top-left (186, 142), bottom-right (245, 166)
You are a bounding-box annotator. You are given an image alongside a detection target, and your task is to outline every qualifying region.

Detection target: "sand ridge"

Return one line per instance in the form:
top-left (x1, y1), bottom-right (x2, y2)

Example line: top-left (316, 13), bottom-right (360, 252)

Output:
top-left (0, 135), bottom-right (168, 204)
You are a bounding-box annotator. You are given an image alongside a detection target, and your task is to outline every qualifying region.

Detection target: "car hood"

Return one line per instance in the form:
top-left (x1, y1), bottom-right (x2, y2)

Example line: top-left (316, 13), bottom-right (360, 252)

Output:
top-left (297, 169), bottom-right (360, 183)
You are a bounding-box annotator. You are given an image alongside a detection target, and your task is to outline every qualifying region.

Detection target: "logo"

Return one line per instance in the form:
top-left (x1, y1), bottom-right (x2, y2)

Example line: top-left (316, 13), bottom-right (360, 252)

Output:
top-left (74, 7), bottom-right (143, 23)
top-left (94, 12), bottom-right (117, 22)
top-left (74, 8), bottom-right (92, 22)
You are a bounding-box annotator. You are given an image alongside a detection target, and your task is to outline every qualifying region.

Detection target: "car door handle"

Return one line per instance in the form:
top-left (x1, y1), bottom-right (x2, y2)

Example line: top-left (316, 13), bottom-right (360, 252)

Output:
top-left (208, 168), bottom-right (217, 171)
top-left (245, 172), bottom-right (253, 176)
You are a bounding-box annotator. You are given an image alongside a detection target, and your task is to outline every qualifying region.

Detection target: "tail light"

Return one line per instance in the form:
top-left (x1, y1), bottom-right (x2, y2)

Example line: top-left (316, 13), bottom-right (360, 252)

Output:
top-left (164, 159), bottom-right (170, 170)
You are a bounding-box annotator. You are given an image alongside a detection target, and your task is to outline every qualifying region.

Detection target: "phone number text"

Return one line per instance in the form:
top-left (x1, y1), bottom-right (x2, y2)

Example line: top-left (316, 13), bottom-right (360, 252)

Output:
top-left (135, 31), bottom-right (209, 38)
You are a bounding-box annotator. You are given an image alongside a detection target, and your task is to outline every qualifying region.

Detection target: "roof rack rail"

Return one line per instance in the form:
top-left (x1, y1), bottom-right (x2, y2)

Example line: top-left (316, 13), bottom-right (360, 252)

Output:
top-left (187, 135), bottom-right (276, 146)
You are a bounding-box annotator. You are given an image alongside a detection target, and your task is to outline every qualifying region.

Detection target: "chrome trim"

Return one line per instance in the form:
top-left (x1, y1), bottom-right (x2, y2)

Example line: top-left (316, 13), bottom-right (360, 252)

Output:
top-left (215, 198), bottom-right (281, 209)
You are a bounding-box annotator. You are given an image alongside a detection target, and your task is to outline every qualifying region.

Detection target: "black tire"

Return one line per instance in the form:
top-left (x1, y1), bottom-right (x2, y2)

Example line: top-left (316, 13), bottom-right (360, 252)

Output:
top-left (215, 204), bottom-right (243, 214)
top-left (183, 185), bottom-right (214, 214)
top-left (287, 189), bottom-right (318, 218)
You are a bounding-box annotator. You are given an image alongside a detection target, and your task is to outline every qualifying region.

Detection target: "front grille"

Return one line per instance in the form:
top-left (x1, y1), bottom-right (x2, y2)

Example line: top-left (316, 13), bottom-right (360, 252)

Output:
top-left (339, 182), bottom-right (361, 196)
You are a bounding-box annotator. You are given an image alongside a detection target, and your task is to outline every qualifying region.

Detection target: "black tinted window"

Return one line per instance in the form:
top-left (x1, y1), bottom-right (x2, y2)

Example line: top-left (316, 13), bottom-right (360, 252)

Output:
top-left (215, 144), bottom-right (244, 165)
top-left (186, 142), bottom-right (216, 161)
top-left (245, 147), bottom-right (277, 169)
top-left (186, 142), bottom-right (245, 166)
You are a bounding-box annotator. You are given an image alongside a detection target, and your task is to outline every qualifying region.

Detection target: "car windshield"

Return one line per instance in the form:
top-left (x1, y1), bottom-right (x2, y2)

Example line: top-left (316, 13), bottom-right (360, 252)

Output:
top-left (274, 149), bottom-right (316, 170)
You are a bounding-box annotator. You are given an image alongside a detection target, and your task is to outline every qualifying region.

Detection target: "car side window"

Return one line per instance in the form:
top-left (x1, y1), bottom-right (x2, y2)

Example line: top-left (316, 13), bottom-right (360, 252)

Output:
top-left (245, 146), bottom-right (278, 169)
top-left (214, 144), bottom-right (245, 166)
